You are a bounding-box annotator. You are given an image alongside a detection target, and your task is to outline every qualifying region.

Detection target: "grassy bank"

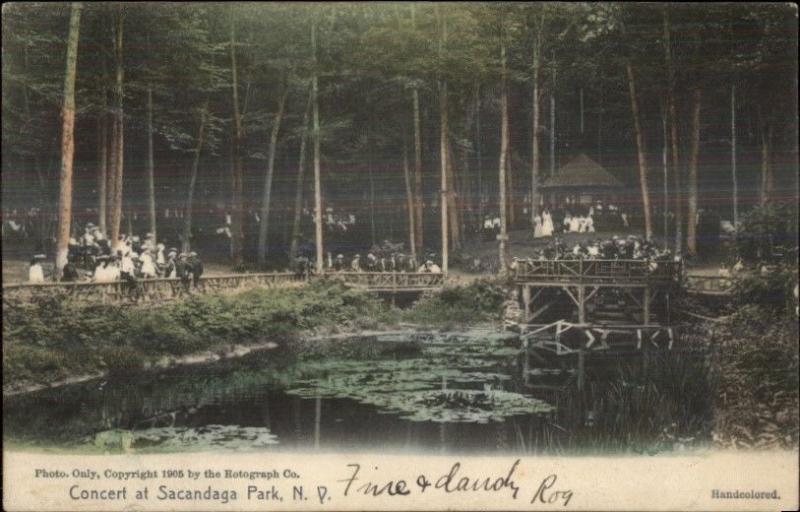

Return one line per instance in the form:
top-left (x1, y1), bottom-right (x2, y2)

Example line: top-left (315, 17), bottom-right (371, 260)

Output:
top-left (3, 280), bottom-right (506, 392)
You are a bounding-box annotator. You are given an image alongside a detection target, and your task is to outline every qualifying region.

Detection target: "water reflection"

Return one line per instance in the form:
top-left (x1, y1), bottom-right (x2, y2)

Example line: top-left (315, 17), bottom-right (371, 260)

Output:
top-left (3, 329), bottom-right (712, 454)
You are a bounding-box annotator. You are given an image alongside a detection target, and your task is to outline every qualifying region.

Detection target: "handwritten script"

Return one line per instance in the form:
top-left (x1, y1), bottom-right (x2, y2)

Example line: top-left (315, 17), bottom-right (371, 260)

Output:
top-left (337, 459), bottom-right (573, 506)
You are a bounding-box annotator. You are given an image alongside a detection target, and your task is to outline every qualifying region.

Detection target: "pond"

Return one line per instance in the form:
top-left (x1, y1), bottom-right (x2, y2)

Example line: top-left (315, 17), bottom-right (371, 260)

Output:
top-left (3, 327), bottom-right (712, 455)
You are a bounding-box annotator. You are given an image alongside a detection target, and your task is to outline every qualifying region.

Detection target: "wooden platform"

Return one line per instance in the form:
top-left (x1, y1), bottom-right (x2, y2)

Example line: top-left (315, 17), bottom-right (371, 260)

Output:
top-left (513, 259), bottom-right (680, 326)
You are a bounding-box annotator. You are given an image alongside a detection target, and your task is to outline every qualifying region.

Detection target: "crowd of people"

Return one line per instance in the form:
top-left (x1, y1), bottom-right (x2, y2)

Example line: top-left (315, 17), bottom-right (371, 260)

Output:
top-left (291, 240), bottom-right (442, 276)
top-left (27, 222), bottom-right (204, 286)
top-left (480, 200), bottom-right (630, 241)
top-left (512, 235), bottom-right (676, 265)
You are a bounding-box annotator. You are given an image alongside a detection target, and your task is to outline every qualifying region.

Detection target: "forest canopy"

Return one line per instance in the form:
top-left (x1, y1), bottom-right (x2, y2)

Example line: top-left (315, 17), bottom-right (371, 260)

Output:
top-left (2, 2), bottom-right (797, 271)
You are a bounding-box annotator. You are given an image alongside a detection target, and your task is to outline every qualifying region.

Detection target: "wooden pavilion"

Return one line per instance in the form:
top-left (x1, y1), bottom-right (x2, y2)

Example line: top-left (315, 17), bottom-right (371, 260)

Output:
top-left (540, 154), bottom-right (626, 208)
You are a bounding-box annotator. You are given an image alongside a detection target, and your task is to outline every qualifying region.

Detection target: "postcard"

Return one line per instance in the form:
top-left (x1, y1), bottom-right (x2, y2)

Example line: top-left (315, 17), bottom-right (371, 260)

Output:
top-left (3, 2), bottom-right (798, 511)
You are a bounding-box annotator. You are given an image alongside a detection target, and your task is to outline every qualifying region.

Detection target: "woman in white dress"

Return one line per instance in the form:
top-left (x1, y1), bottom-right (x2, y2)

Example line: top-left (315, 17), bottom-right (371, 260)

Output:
top-left (542, 209), bottom-right (554, 237)
top-left (569, 215), bottom-right (581, 233)
top-left (140, 249), bottom-right (157, 278)
top-left (28, 255), bottom-right (45, 283)
top-left (533, 214), bottom-right (543, 238)
top-left (584, 214), bottom-right (595, 233)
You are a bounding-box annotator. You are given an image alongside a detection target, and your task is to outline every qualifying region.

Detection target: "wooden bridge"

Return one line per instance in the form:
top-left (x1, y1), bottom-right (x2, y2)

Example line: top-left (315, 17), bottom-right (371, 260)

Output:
top-left (513, 259), bottom-right (682, 326)
top-left (1, 271), bottom-right (445, 305)
top-left (326, 271), bottom-right (445, 292)
top-left (683, 274), bottom-right (734, 296)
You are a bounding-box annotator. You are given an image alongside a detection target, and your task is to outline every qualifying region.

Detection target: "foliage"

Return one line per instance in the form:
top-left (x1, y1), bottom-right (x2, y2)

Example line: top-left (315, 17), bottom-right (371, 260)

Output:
top-left (735, 203), bottom-right (798, 265)
top-left (701, 303), bottom-right (799, 449)
top-left (731, 265), bottom-right (797, 312)
top-left (403, 279), bottom-right (506, 325)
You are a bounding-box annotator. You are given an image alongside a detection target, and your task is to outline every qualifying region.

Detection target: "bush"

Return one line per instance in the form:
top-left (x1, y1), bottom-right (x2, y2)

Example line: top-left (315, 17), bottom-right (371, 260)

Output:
top-left (404, 280), bottom-right (506, 325)
top-left (731, 266), bottom-right (797, 312)
top-left (735, 203), bottom-right (797, 265)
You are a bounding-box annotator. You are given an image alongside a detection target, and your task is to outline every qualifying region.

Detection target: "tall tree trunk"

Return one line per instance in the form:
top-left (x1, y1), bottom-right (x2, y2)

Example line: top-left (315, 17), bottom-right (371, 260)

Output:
top-left (507, 152), bottom-right (515, 228)
top-left (731, 84), bottom-right (738, 225)
top-left (759, 116), bottom-right (773, 206)
top-left (107, 92), bottom-right (118, 237)
top-left (438, 7), bottom-right (449, 273)
top-left (664, 10), bottom-right (682, 252)
top-left (229, 7), bottom-right (244, 265)
top-left (146, 82), bottom-right (157, 243)
top-left (476, 84), bottom-right (483, 222)
top-left (661, 99), bottom-right (669, 244)
top-left (412, 88), bottom-right (424, 254)
top-left (669, 97), bottom-right (682, 253)
top-left (368, 140), bottom-right (376, 246)
top-left (462, 86), bottom-right (477, 227)
top-left (182, 99), bottom-right (209, 253)
top-left (55, 2), bottom-right (82, 276)
top-left (312, 21), bottom-right (324, 274)
top-left (290, 85), bottom-right (313, 260)
top-left (549, 51), bottom-right (556, 177)
top-left (686, 88), bottom-right (702, 256)
top-left (625, 61), bottom-right (653, 240)
top-left (402, 139), bottom-right (416, 259)
top-left (579, 87), bottom-right (584, 135)
top-left (530, 19), bottom-right (542, 225)
top-left (109, 7), bottom-right (125, 249)
top-left (257, 79), bottom-right (289, 265)
top-left (498, 29), bottom-right (509, 275)
top-left (97, 93), bottom-right (108, 235)
top-left (446, 139), bottom-right (460, 250)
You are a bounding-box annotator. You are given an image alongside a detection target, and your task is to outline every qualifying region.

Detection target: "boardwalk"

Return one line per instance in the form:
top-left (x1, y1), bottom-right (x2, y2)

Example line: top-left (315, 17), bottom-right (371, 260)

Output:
top-left (1, 271), bottom-right (445, 305)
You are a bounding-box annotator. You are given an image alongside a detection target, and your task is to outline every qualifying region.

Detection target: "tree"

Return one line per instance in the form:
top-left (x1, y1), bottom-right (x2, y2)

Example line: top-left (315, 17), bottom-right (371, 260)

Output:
top-left (228, 6), bottom-right (245, 265)
top-left (108, 6), bottom-right (125, 248)
top-left (663, 9), bottom-right (682, 252)
top-left (311, 20), bottom-right (323, 274)
top-left (55, 2), bottom-right (82, 276)
top-left (289, 85), bottom-right (313, 261)
top-left (256, 74), bottom-right (289, 266)
top-left (181, 99), bottom-right (209, 253)
top-left (686, 87), bottom-right (702, 256)
top-left (625, 44), bottom-right (653, 240)
top-left (497, 19), bottom-right (510, 275)
top-left (530, 12), bottom-right (543, 225)
top-left (438, 6), bottom-right (449, 273)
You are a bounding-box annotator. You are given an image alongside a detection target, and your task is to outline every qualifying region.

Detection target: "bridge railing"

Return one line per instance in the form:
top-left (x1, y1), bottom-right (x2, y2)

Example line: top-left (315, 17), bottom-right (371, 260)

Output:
top-left (2, 272), bottom-right (305, 304)
top-left (326, 271), bottom-right (445, 289)
top-left (683, 274), bottom-right (733, 294)
top-left (514, 259), bottom-right (681, 283)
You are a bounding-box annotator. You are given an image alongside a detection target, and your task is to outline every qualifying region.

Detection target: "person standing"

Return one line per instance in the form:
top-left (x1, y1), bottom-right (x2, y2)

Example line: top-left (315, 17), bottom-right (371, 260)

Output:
top-left (61, 255), bottom-right (81, 282)
top-left (28, 254), bottom-right (46, 283)
top-left (188, 251), bottom-right (203, 288)
top-left (140, 249), bottom-right (157, 278)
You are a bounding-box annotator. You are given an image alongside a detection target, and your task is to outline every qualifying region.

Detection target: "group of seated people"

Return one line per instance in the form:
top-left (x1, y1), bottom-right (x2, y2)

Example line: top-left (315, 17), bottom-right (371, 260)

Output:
top-left (291, 240), bottom-right (443, 276)
top-left (512, 235), bottom-right (676, 265)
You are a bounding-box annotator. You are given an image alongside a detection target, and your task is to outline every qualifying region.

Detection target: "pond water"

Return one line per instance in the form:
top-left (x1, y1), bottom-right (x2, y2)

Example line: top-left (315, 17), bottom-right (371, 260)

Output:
top-left (3, 328), bottom-right (711, 455)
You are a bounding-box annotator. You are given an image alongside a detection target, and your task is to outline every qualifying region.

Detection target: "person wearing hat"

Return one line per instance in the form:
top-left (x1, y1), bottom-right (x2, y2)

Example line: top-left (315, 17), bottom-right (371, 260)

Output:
top-left (164, 249), bottom-right (178, 279)
top-left (334, 254), bottom-right (345, 272)
top-left (350, 254), bottom-right (361, 272)
top-left (366, 253), bottom-right (377, 272)
top-left (28, 254), bottom-right (46, 283)
top-left (175, 253), bottom-right (192, 292)
top-left (187, 251), bottom-right (203, 287)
